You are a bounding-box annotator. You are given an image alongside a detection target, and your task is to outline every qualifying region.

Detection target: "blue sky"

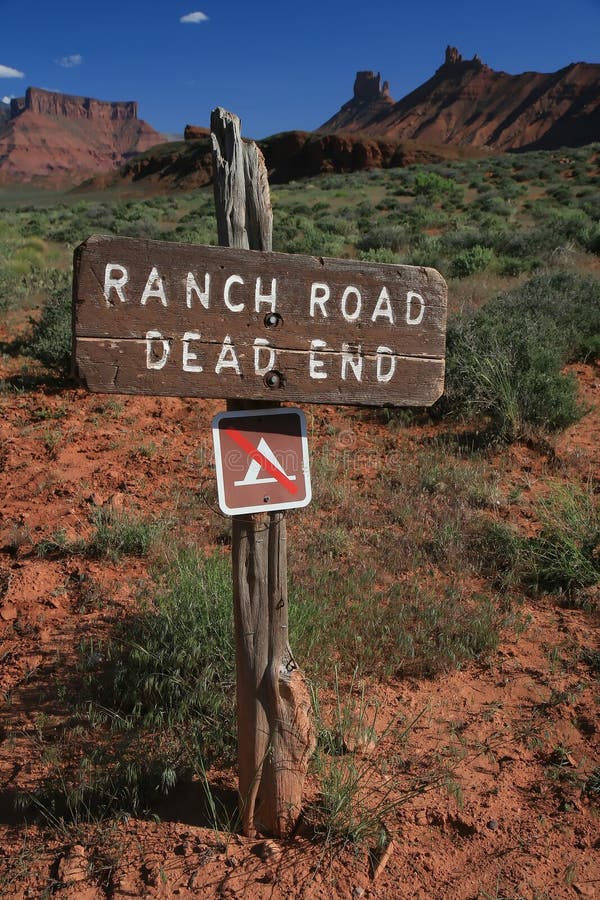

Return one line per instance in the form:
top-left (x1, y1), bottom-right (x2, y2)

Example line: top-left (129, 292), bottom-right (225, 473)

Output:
top-left (1, 0), bottom-right (599, 139)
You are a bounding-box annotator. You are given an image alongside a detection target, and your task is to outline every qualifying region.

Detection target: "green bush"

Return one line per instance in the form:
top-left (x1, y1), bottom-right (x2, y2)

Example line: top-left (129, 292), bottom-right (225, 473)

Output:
top-left (413, 170), bottom-right (464, 205)
top-left (358, 247), bottom-right (399, 263)
top-left (443, 272), bottom-right (599, 438)
top-left (0, 267), bottom-right (28, 311)
top-left (18, 269), bottom-right (72, 372)
top-left (273, 215), bottom-right (345, 255)
top-left (357, 224), bottom-right (406, 253)
top-left (496, 272), bottom-right (600, 362)
top-left (450, 244), bottom-right (494, 278)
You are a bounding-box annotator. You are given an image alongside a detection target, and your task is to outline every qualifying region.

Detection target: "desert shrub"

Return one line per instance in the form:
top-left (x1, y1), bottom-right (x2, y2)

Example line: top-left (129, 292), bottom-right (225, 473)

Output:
top-left (273, 215), bottom-right (345, 255)
top-left (47, 219), bottom-right (89, 246)
top-left (357, 224), bottom-right (406, 253)
top-left (585, 224), bottom-right (600, 255)
top-left (471, 193), bottom-right (512, 216)
top-left (443, 272), bottom-right (600, 438)
top-left (358, 247), bottom-right (399, 263)
top-left (169, 218), bottom-right (217, 245)
top-left (442, 226), bottom-right (489, 253)
top-left (413, 170), bottom-right (464, 205)
top-left (18, 269), bottom-right (72, 372)
top-left (0, 266), bottom-right (28, 311)
top-left (497, 271), bottom-right (600, 362)
top-left (114, 217), bottom-right (163, 240)
top-left (495, 254), bottom-right (540, 276)
top-left (318, 213), bottom-right (356, 237)
top-left (450, 244), bottom-right (494, 278)
top-left (402, 236), bottom-right (443, 270)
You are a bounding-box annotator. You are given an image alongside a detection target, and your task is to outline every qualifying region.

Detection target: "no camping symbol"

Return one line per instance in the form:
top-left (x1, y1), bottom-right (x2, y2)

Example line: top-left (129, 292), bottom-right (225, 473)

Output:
top-left (212, 408), bottom-right (312, 516)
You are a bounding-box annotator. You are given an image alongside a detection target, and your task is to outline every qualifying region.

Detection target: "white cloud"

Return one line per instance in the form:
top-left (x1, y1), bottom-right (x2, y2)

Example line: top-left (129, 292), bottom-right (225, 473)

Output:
top-left (180, 11), bottom-right (209, 23)
top-left (57, 54), bottom-right (83, 68)
top-left (0, 64), bottom-right (25, 79)
top-left (2, 95), bottom-right (15, 104)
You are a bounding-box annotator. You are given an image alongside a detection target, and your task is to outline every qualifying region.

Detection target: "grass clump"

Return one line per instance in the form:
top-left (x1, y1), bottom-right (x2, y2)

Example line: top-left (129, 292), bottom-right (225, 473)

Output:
top-left (36, 506), bottom-right (166, 562)
top-left (522, 483), bottom-right (600, 596)
top-left (292, 579), bottom-right (503, 680)
top-left (19, 550), bottom-right (235, 823)
top-left (94, 549), bottom-right (235, 742)
top-left (85, 506), bottom-right (167, 561)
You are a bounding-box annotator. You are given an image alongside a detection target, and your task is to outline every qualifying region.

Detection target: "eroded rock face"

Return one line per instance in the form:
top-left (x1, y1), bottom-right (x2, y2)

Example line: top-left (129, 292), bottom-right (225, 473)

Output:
top-left (319, 50), bottom-right (600, 150)
top-left (184, 124), bottom-right (211, 140)
top-left (353, 71), bottom-right (392, 103)
top-left (444, 46), bottom-right (463, 66)
top-left (0, 86), bottom-right (163, 184)
top-left (93, 128), bottom-right (483, 194)
top-left (11, 87), bottom-right (139, 121)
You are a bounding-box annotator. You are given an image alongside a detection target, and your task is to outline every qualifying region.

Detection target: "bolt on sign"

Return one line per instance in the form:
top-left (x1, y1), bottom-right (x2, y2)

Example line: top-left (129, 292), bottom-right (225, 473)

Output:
top-left (212, 408), bottom-right (311, 515)
top-left (73, 235), bottom-right (448, 408)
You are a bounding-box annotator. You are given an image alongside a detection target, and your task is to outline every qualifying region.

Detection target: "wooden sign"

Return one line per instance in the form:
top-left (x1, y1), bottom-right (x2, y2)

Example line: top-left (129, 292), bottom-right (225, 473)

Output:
top-left (73, 234), bottom-right (447, 408)
top-left (212, 408), bottom-right (311, 515)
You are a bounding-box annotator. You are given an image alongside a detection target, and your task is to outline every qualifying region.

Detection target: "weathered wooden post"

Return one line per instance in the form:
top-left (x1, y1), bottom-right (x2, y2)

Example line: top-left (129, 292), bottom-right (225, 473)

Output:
top-left (211, 107), bottom-right (315, 837)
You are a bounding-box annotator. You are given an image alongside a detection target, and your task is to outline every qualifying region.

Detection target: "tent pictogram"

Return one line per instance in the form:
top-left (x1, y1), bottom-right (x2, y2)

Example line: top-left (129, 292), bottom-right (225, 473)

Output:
top-left (231, 434), bottom-right (297, 490)
top-left (212, 408), bottom-right (311, 516)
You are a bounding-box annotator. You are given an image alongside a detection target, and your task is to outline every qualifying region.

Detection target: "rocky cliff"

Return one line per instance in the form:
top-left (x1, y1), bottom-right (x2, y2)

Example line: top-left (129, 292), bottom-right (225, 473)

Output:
top-left (320, 48), bottom-right (600, 150)
top-left (0, 87), bottom-right (163, 184)
top-left (320, 70), bottom-right (394, 133)
top-left (10, 87), bottom-right (139, 121)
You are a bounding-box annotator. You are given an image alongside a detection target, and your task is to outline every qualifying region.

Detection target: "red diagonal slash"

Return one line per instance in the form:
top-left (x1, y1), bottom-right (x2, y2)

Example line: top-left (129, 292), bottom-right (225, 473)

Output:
top-left (225, 427), bottom-right (298, 495)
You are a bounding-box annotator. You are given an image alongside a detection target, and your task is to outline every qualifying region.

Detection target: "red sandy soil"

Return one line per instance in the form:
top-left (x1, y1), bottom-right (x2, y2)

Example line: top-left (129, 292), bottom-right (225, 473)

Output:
top-left (0, 315), bottom-right (598, 897)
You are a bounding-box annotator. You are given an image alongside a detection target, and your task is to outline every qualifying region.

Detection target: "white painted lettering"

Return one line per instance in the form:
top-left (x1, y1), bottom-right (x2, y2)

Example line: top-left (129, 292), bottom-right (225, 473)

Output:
top-left (103, 263), bottom-right (129, 304)
top-left (376, 346), bottom-right (397, 383)
top-left (309, 339), bottom-right (328, 380)
top-left (145, 330), bottom-right (170, 370)
top-left (406, 290), bottom-right (425, 325)
top-left (310, 283), bottom-right (330, 318)
top-left (371, 287), bottom-right (394, 324)
top-left (141, 267), bottom-right (168, 307)
top-left (224, 274), bottom-right (245, 312)
top-left (215, 335), bottom-right (241, 375)
top-left (254, 277), bottom-right (277, 313)
top-left (186, 272), bottom-right (210, 309)
top-left (253, 338), bottom-right (277, 376)
top-left (341, 286), bottom-right (362, 322)
top-left (182, 331), bottom-right (203, 373)
top-left (341, 343), bottom-right (363, 382)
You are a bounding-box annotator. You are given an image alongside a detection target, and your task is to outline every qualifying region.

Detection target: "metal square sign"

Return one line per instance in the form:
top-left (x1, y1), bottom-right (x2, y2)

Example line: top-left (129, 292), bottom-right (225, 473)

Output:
top-left (212, 408), bottom-right (311, 516)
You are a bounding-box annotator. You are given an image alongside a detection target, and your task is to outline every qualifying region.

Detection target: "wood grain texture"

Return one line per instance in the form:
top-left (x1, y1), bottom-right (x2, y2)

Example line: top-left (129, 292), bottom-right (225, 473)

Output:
top-left (73, 235), bottom-right (447, 407)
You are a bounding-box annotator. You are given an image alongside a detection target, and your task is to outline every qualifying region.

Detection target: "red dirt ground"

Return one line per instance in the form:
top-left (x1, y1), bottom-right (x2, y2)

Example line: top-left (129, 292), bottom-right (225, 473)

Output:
top-left (0, 318), bottom-right (598, 897)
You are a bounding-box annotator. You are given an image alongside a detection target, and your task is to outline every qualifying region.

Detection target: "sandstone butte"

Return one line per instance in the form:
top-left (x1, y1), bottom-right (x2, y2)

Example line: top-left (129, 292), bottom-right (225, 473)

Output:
top-left (319, 46), bottom-right (600, 151)
top-left (0, 86), bottom-right (163, 184)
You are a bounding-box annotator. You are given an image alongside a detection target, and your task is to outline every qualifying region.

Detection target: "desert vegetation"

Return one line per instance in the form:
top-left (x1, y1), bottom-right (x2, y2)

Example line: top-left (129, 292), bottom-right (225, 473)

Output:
top-left (0, 145), bottom-right (598, 897)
